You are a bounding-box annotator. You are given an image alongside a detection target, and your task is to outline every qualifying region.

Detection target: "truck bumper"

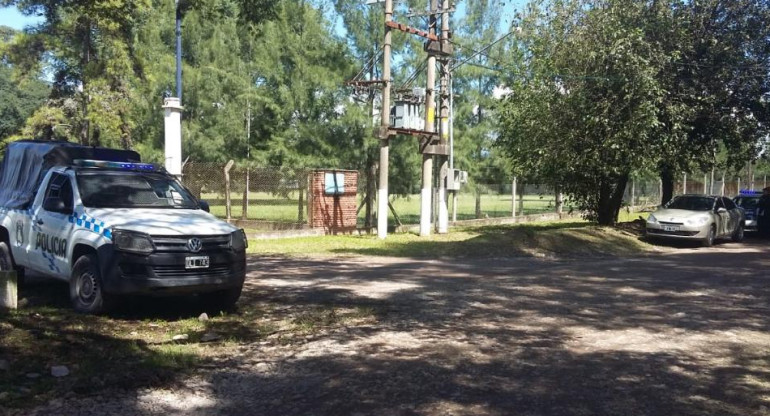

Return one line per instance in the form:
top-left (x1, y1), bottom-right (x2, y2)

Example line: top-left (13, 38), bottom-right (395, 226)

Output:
top-left (97, 245), bottom-right (246, 295)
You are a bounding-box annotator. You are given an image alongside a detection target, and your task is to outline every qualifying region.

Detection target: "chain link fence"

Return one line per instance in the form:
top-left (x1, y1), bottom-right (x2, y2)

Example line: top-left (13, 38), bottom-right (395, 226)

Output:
top-left (182, 162), bottom-right (312, 230)
top-left (181, 162), bottom-right (768, 229)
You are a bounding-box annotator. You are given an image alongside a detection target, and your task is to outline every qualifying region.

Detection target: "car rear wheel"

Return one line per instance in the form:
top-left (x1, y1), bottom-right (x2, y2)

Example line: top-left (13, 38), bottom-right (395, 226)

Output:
top-left (732, 224), bottom-right (745, 242)
top-left (702, 225), bottom-right (716, 247)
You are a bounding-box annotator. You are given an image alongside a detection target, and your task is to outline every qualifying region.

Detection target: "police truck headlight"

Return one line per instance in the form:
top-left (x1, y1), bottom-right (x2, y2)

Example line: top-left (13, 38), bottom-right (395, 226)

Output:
top-left (230, 229), bottom-right (248, 251)
top-left (112, 230), bottom-right (155, 254)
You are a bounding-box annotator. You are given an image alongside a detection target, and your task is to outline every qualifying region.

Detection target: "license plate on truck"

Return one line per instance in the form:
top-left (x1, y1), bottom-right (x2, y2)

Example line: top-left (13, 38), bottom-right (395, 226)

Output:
top-left (663, 225), bottom-right (679, 232)
top-left (185, 256), bottom-right (210, 269)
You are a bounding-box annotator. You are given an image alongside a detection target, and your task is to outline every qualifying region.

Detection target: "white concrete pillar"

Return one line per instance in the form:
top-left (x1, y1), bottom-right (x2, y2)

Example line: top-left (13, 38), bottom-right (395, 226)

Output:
top-left (163, 97), bottom-right (184, 176)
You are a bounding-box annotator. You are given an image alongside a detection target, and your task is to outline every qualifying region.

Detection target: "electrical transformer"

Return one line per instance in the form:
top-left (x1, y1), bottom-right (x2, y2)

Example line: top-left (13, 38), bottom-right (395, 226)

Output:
top-left (446, 168), bottom-right (468, 191)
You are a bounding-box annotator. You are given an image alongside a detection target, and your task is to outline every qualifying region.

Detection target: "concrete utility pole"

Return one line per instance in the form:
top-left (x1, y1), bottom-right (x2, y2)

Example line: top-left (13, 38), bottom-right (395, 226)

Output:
top-left (450, 73), bottom-right (457, 223)
top-left (164, 0), bottom-right (184, 177)
top-left (420, 0), bottom-right (438, 237)
top-left (436, 0), bottom-right (451, 234)
top-left (377, 0), bottom-right (393, 239)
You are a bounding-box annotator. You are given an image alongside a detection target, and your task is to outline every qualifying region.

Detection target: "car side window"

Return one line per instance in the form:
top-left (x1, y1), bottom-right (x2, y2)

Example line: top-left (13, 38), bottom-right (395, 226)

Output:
top-left (723, 198), bottom-right (737, 210)
top-left (44, 173), bottom-right (74, 213)
top-left (716, 198), bottom-right (726, 210)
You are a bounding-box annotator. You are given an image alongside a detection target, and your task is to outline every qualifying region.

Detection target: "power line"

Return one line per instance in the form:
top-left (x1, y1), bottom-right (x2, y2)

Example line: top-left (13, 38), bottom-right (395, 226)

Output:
top-left (450, 30), bottom-right (516, 72)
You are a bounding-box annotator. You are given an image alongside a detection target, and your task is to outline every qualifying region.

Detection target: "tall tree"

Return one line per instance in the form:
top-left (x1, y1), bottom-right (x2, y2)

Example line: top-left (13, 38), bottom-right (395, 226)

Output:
top-left (498, 0), bottom-right (666, 225)
top-left (2, 0), bottom-right (151, 148)
top-left (0, 26), bottom-right (49, 142)
top-left (655, 0), bottom-right (770, 203)
top-left (452, 0), bottom-right (510, 217)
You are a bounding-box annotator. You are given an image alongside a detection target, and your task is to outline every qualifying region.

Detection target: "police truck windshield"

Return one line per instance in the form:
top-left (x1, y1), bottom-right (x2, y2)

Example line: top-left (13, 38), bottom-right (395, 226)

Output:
top-left (77, 171), bottom-right (199, 209)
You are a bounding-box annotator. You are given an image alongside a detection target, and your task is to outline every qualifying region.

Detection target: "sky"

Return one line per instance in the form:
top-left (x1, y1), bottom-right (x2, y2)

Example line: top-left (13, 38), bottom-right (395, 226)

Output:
top-left (0, 6), bottom-right (43, 30)
top-left (2, 1), bottom-right (527, 34)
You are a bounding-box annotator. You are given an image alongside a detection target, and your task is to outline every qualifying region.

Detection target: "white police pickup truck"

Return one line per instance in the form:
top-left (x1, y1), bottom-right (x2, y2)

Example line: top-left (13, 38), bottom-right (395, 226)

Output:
top-left (0, 140), bottom-right (247, 313)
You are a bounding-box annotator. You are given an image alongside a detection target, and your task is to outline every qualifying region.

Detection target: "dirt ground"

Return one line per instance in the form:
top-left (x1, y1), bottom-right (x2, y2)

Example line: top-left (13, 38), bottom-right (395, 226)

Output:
top-left (22, 239), bottom-right (770, 416)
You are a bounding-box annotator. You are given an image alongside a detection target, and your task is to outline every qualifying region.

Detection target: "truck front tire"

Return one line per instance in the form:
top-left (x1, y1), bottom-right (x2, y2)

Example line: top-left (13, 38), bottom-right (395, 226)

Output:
top-left (70, 254), bottom-right (114, 314)
top-left (200, 285), bottom-right (243, 313)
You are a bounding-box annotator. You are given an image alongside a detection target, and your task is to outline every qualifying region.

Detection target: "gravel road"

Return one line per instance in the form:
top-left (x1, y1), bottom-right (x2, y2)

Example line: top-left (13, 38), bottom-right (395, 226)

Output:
top-left (25, 240), bottom-right (770, 416)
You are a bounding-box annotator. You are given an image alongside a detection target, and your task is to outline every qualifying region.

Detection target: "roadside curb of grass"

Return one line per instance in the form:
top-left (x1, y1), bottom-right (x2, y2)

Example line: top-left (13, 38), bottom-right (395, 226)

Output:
top-left (246, 220), bottom-right (665, 260)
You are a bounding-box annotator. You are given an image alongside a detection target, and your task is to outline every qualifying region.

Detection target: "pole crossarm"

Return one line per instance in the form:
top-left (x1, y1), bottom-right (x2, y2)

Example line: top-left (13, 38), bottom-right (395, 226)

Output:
top-left (345, 80), bottom-right (388, 86)
top-left (385, 21), bottom-right (438, 41)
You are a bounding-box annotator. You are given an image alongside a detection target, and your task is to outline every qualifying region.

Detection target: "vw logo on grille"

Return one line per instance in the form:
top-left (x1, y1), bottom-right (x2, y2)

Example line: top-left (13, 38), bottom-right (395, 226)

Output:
top-left (186, 238), bottom-right (203, 253)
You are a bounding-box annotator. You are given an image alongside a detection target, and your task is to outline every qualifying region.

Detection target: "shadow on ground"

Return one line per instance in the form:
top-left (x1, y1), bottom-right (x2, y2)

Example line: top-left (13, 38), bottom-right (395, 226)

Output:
top-left (13, 240), bottom-right (770, 415)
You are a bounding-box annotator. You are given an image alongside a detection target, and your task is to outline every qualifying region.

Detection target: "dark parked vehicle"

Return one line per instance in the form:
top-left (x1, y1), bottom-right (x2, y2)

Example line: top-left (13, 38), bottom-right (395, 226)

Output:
top-left (734, 191), bottom-right (761, 232)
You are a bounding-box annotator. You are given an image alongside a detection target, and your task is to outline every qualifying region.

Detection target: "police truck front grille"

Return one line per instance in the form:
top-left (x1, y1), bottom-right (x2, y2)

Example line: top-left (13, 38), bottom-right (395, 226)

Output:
top-left (152, 264), bottom-right (232, 278)
top-left (151, 235), bottom-right (230, 252)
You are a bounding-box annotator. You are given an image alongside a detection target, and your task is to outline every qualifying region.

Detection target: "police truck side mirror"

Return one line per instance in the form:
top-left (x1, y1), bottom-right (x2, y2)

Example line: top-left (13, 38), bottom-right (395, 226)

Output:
top-left (43, 197), bottom-right (69, 214)
top-left (199, 200), bottom-right (210, 213)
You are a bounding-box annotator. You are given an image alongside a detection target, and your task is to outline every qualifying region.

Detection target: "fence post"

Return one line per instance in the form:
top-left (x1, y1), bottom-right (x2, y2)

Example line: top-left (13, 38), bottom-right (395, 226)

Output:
top-left (297, 174), bottom-right (305, 224)
top-left (224, 160), bottom-right (234, 221)
top-left (737, 177), bottom-right (741, 194)
top-left (475, 185), bottom-right (482, 219)
top-left (683, 173), bottom-right (687, 194)
top-left (0, 271), bottom-right (17, 310)
top-left (241, 168), bottom-right (249, 220)
top-left (721, 172), bottom-right (726, 196)
top-left (452, 191), bottom-right (457, 222)
top-left (703, 174), bottom-right (707, 194)
top-left (511, 177), bottom-right (517, 219)
top-left (555, 184), bottom-right (563, 215)
top-left (658, 179), bottom-right (662, 202)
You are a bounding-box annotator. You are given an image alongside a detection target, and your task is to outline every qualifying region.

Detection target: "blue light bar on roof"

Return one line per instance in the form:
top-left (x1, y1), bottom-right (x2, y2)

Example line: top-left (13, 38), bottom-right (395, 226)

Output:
top-left (73, 159), bottom-right (156, 171)
top-left (739, 189), bottom-right (762, 196)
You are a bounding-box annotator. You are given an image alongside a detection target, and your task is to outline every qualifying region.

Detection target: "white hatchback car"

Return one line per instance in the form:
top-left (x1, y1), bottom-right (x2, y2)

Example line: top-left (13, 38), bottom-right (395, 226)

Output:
top-left (646, 195), bottom-right (745, 247)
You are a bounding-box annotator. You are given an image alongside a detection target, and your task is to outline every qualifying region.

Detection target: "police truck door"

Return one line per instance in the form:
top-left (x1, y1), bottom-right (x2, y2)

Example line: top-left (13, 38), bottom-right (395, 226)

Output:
top-left (28, 172), bottom-right (75, 278)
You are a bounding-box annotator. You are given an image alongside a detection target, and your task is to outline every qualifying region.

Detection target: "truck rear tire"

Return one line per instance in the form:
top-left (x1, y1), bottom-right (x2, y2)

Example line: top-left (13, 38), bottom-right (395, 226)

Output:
top-left (70, 254), bottom-right (114, 314)
top-left (200, 285), bottom-right (243, 313)
top-left (0, 242), bottom-right (13, 272)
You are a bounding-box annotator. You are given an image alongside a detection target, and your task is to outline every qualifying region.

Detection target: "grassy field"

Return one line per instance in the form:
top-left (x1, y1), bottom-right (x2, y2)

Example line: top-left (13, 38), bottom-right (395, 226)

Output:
top-left (202, 191), bottom-right (560, 226)
top-left (247, 219), bottom-right (656, 259)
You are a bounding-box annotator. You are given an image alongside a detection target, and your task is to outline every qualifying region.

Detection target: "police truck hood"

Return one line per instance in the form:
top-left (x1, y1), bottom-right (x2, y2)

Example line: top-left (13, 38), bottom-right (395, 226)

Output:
top-left (85, 208), bottom-right (237, 236)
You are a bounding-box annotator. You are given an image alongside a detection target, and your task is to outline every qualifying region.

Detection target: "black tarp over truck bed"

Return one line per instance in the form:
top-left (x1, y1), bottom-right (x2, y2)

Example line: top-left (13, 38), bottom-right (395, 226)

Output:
top-left (0, 140), bottom-right (141, 210)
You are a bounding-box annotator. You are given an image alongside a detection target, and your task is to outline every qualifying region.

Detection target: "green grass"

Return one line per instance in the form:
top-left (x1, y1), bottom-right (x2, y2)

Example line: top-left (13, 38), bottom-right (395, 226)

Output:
top-left (0, 278), bottom-right (377, 411)
top-left (247, 219), bottom-right (655, 259)
top-left (202, 191), bottom-right (560, 226)
top-left (0, 284), bottom-right (270, 410)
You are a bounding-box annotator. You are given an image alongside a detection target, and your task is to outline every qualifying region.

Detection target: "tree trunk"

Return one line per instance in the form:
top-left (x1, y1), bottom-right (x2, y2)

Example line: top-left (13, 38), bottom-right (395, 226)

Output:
top-left (596, 174), bottom-right (629, 226)
top-left (660, 168), bottom-right (674, 206)
top-left (80, 19), bottom-right (92, 146)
